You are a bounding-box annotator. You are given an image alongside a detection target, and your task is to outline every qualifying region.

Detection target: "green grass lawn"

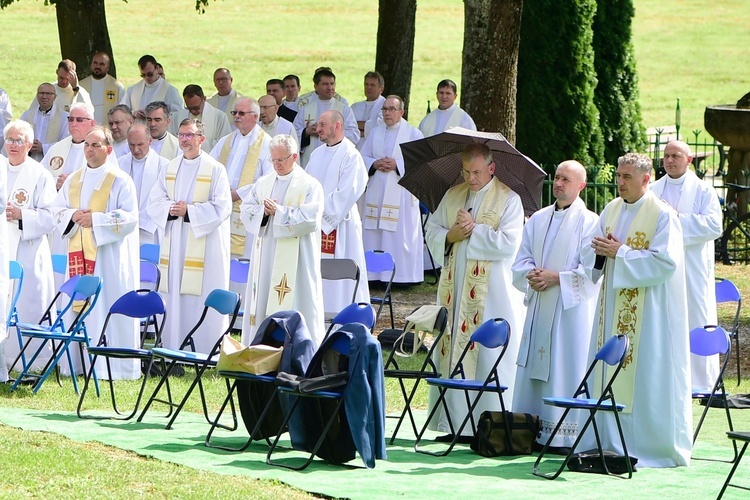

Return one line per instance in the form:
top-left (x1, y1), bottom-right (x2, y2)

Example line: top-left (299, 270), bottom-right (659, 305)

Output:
top-left (0, 0), bottom-right (747, 139)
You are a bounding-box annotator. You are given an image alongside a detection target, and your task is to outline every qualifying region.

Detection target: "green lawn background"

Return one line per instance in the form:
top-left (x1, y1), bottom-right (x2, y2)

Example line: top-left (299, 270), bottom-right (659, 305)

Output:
top-left (1, 0), bottom-right (748, 142)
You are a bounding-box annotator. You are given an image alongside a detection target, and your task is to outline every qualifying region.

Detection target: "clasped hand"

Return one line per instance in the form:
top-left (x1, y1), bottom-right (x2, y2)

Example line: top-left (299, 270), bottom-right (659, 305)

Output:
top-left (527, 268), bottom-right (559, 292)
top-left (72, 209), bottom-right (93, 228)
top-left (170, 201), bottom-right (188, 218)
top-left (263, 198), bottom-right (277, 216)
top-left (446, 208), bottom-right (474, 243)
top-left (591, 233), bottom-right (622, 259)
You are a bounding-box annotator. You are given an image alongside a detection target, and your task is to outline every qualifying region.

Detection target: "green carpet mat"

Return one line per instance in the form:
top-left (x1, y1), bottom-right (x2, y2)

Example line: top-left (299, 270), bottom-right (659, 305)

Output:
top-left (0, 406), bottom-right (746, 499)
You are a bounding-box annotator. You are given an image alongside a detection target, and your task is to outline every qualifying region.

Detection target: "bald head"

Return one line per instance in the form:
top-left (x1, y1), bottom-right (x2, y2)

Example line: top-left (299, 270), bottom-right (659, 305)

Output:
top-left (553, 160), bottom-right (587, 208)
top-left (316, 110), bottom-right (345, 145)
top-left (127, 123), bottom-right (152, 160)
top-left (258, 95), bottom-right (278, 125)
top-left (663, 140), bottom-right (693, 179)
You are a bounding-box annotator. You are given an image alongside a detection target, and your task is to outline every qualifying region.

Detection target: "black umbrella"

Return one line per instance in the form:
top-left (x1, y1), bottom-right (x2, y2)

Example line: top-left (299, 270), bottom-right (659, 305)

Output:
top-left (399, 127), bottom-right (546, 216)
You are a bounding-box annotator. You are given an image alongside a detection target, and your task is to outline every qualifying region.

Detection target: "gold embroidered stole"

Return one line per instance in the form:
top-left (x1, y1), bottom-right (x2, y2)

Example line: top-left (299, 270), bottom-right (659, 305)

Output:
top-left (45, 138), bottom-right (74, 178)
top-left (437, 179), bottom-right (508, 378)
top-left (248, 170), bottom-right (307, 326)
top-left (28, 107), bottom-right (63, 145)
top-left (67, 168), bottom-right (116, 278)
top-left (219, 132), bottom-right (264, 255)
top-left (131, 79), bottom-right (168, 112)
top-left (595, 195), bottom-right (661, 413)
top-left (80, 75), bottom-right (121, 117)
top-left (159, 158), bottom-right (214, 295)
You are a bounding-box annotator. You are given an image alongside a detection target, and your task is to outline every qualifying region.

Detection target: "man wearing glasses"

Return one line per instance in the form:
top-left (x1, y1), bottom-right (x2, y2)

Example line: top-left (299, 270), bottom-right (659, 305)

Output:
top-left (207, 68), bottom-right (241, 129)
top-left (51, 125), bottom-right (140, 380)
top-left (21, 83), bottom-right (70, 161)
top-left (210, 97), bottom-right (272, 260)
top-left (258, 95), bottom-right (294, 138)
top-left (148, 119), bottom-right (232, 353)
top-left (170, 85), bottom-right (231, 152)
top-left (120, 54), bottom-right (182, 120)
top-left (360, 95), bottom-right (424, 285)
top-left (239, 134), bottom-right (325, 346)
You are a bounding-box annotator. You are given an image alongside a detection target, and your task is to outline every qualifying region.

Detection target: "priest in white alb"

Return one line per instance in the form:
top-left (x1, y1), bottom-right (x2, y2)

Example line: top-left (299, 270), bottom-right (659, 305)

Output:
top-left (106, 105), bottom-right (135, 158)
top-left (418, 79), bottom-right (476, 137)
top-left (511, 160), bottom-right (600, 450)
top-left (147, 118), bottom-right (232, 353)
top-left (360, 95), bottom-right (424, 284)
top-left (207, 68), bottom-right (241, 128)
top-left (258, 95), bottom-right (295, 138)
top-left (120, 55), bottom-right (182, 119)
top-left (650, 141), bottom-right (722, 392)
top-left (118, 123), bottom-right (168, 246)
top-left (210, 97), bottom-right (273, 260)
top-left (21, 83), bottom-right (69, 161)
top-left (581, 152), bottom-right (691, 468)
top-left (425, 143), bottom-right (526, 440)
top-left (305, 110), bottom-right (370, 313)
top-left (1, 121), bottom-right (57, 373)
top-left (0, 152), bottom-right (8, 382)
top-left (170, 84), bottom-right (231, 152)
top-left (79, 52), bottom-right (125, 124)
top-left (240, 134), bottom-right (325, 346)
top-left (350, 71), bottom-right (386, 148)
top-left (51, 126), bottom-right (140, 380)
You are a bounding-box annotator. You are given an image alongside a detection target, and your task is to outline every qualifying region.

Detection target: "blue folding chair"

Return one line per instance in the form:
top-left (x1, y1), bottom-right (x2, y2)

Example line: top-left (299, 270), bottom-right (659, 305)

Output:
top-left (10, 275), bottom-right (103, 394)
top-left (691, 325), bottom-right (738, 463)
top-left (140, 243), bottom-right (160, 265)
top-left (140, 260), bottom-right (160, 291)
top-left (324, 302), bottom-right (376, 341)
top-left (77, 290), bottom-right (168, 420)
top-left (365, 250), bottom-right (395, 329)
top-left (230, 258), bottom-right (250, 326)
top-left (533, 334), bottom-right (632, 480)
top-left (415, 318), bottom-right (511, 457)
top-left (137, 289), bottom-right (241, 429)
top-left (715, 278), bottom-right (742, 384)
top-left (7, 261), bottom-right (24, 370)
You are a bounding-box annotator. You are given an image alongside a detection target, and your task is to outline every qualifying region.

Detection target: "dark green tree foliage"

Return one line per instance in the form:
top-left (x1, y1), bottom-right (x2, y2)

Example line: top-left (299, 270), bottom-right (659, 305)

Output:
top-left (592, 0), bottom-right (647, 165)
top-left (516, 0), bottom-right (604, 167)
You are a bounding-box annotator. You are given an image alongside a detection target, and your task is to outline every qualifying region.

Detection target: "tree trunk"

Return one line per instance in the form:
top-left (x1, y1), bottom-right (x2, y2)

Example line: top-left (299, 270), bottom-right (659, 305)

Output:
top-left (54, 0), bottom-right (116, 79)
top-left (375, 0), bottom-right (416, 119)
top-left (461, 0), bottom-right (523, 143)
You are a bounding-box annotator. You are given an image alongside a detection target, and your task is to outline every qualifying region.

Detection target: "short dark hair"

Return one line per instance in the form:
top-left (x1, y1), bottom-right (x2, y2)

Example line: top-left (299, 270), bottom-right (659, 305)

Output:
top-left (138, 54), bottom-right (158, 69)
top-left (58, 59), bottom-right (76, 72)
top-left (283, 74), bottom-right (300, 87)
top-left (145, 101), bottom-right (170, 117)
top-left (179, 118), bottom-right (205, 136)
top-left (313, 69), bottom-right (335, 85)
top-left (364, 71), bottom-right (384, 87)
top-left (182, 84), bottom-right (205, 99)
top-left (266, 78), bottom-right (284, 88)
top-left (437, 79), bottom-right (458, 93)
top-left (107, 104), bottom-right (133, 119)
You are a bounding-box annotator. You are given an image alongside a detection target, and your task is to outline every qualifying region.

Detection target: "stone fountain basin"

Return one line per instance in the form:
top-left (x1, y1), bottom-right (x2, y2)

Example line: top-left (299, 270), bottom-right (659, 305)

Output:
top-left (705, 105), bottom-right (750, 149)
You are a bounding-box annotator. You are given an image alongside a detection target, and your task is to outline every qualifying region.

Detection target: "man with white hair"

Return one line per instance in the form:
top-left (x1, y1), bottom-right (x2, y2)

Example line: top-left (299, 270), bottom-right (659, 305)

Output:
top-left (581, 152), bottom-right (690, 468)
top-left (650, 140), bottom-right (722, 392)
top-left (240, 134), bottom-right (325, 346)
top-left (258, 95), bottom-right (294, 137)
top-left (118, 123), bottom-right (168, 245)
top-left (21, 83), bottom-right (70, 161)
top-left (1, 120), bottom-right (56, 375)
top-left (107, 104), bottom-right (135, 158)
top-left (147, 118), bottom-right (232, 353)
top-left (210, 97), bottom-right (272, 259)
top-left (511, 160), bottom-right (600, 452)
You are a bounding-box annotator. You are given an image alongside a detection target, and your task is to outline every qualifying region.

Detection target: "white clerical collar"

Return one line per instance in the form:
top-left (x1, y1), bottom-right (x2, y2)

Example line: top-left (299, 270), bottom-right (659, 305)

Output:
top-left (316, 95), bottom-right (332, 103)
top-left (86, 163), bottom-right (109, 174)
top-left (386, 121), bottom-right (402, 131)
top-left (145, 78), bottom-right (162, 88)
top-left (665, 173), bottom-right (687, 186)
top-left (155, 133), bottom-right (167, 142)
top-left (266, 116), bottom-right (279, 128)
top-left (71, 140), bottom-right (85, 148)
top-left (326, 139), bottom-right (343, 149)
top-left (132, 154), bottom-right (148, 164)
top-left (182, 154), bottom-right (202, 164)
top-left (437, 104), bottom-right (457, 113)
top-left (8, 161), bottom-right (24, 172)
top-left (276, 167), bottom-right (296, 180)
top-left (624, 191), bottom-right (650, 207)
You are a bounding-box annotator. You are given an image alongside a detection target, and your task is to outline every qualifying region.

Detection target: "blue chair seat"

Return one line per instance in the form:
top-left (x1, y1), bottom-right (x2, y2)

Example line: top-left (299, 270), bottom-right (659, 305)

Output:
top-left (692, 389), bottom-right (730, 399)
top-left (20, 328), bottom-right (87, 342)
top-left (425, 377), bottom-right (508, 392)
top-left (543, 396), bottom-right (625, 412)
top-left (151, 347), bottom-right (214, 365)
top-left (218, 370), bottom-right (277, 383)
top-left (277, 385), bottom-right (344, 399)
top-left (87, 346), bottom-right (153, 359)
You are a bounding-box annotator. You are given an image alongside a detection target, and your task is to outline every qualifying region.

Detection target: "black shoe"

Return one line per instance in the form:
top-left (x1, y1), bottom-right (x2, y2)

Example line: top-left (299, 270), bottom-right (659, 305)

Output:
top-left (434, 433), bottom-right (473, 444)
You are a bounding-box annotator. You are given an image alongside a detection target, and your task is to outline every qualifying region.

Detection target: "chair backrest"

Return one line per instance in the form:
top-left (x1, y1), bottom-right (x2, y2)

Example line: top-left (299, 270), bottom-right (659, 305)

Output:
top-left (321, 258), bottom-right (360, 303)
top-left (229, 258), bottom-right (250, 284)
top-left (331, 303), bottom-right (376, 331)
top-left (103, 290), bottom-right (168, 348)
top-left (140, 243), bottom-right (160, 265)
top-left (140, 260), bottom-right (161, 290)
top-left (8, 260), bottom-right (23, 327)
top-left (51, 253), bottom-right (67, 275)
top-left (180, 289), bottom-right (241, 353)
top-left (594, 334), bottom-right (630, 366)
top-left (716, 278), bottom-right (741, 304)
top-left (59, 276), bottom-right (103, 332)
top-left (470, 317), bottom-right (510, 350)
top-left (364, 250), bottom-right (395, 276)
top-left (690, 325), bottom-right (731, 357)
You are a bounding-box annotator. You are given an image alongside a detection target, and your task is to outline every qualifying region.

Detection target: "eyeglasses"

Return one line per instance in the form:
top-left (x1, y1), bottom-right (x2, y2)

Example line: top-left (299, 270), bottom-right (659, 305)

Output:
top-left (67, 116), bottom-right (92, 123)
top-left (382, 107), bottom-right (401, 113)
top-left (177, 132), bottom-right (202, 140)
top-left (140, 71), bottom-right (155, 78)
top-left (37, 92), bottom-right (56, 96)
top-left (271, 154), bottom-right (293, 164)
top-left (230, 110), bottom-right (255, 117)
top-left (4, 138), bottom-right (25, 146)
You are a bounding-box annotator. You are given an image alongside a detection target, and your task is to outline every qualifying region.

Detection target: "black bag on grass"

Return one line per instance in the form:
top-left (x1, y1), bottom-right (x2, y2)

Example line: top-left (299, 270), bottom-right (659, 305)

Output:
top-left (470, 411), bottom-right (540, 456)
top-left (566, 449), bottom-right (638, 474)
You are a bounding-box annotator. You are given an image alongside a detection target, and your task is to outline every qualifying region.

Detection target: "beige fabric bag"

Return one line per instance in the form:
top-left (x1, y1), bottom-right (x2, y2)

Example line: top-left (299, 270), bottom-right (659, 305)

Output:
top-left (216, 336), bottom-right (283, 375)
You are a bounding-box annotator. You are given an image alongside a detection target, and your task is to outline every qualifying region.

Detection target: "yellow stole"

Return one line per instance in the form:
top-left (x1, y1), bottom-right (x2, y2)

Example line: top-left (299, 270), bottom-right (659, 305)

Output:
top-left (159, 158), bottom-right (214, 295)
top-left (81, 75), bottom-right (121, 118)
top-left (218, 132), bottom-right (264, 255)
top-left (437, 179), bottom-right (508, 378)
top-left (596, 195), bottom-right (661, 413)
top-left (67, 168), bottom-right (117, 277)
top-left (27, 108), bottom-right (63, 146)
